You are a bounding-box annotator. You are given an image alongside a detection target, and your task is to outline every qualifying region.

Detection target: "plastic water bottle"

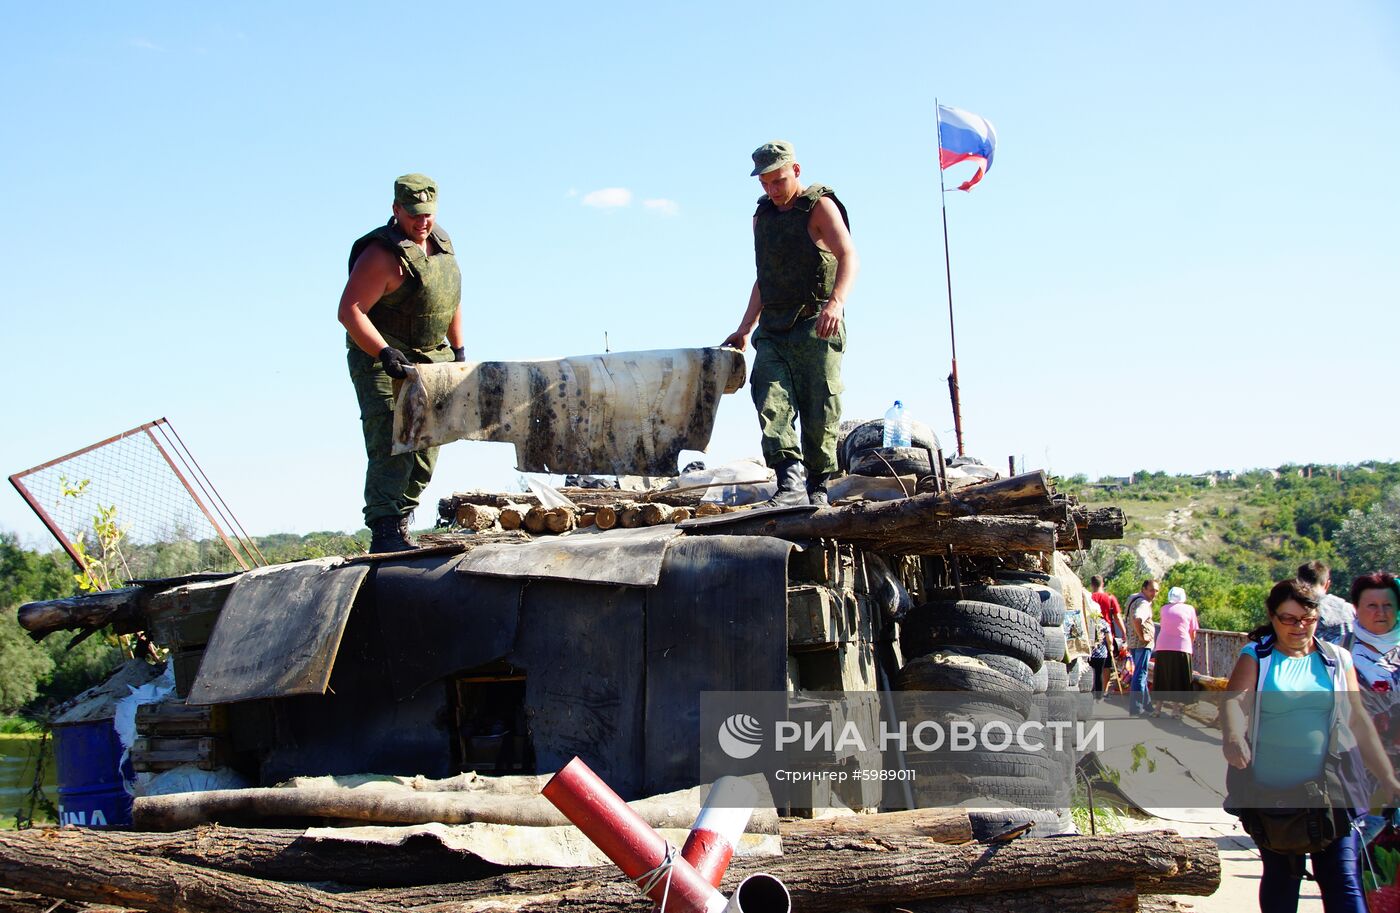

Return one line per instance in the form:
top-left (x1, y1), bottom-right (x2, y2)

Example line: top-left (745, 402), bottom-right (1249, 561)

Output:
top-left (883, 401), bottom-right (911, 448)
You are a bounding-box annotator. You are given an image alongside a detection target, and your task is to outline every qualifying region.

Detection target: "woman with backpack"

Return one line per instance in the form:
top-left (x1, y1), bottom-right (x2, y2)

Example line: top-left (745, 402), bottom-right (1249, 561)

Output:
top-left (1222, 578), bottom-right (1400, 912)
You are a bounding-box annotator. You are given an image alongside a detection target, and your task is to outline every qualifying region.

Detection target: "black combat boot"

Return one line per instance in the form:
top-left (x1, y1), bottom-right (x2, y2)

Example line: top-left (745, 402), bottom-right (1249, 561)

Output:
top-left (807, 473), bottom-right (833, 508)
top-left (764, 459), bottom-right (810, 507)
top-left (368, 515), bottom-right (415, 553)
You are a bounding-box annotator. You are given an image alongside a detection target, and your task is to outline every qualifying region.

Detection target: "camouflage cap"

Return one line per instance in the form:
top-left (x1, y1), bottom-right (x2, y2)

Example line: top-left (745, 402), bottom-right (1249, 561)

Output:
top-left (750, 141), bottom-right (795, 177)
top-left (394, 173), bottom-right (438, 214)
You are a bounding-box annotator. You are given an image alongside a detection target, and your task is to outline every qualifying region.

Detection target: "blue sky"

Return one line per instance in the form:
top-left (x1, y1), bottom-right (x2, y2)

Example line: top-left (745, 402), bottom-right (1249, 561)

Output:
top-left (2, 1), bottom-right (1397, 545)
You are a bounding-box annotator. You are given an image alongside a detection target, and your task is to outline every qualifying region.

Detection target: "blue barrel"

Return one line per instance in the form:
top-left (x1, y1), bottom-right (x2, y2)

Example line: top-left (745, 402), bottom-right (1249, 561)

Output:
top-left (53, 718), bottom-right (132, 828)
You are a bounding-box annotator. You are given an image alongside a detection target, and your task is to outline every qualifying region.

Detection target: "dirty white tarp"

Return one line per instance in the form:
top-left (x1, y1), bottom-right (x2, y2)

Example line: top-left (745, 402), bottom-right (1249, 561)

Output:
top-left (292, 771), bottom-right (782, 867)
top-left (391, 347), bottom-right (747, 475)
top-left (303, 821), bottom-right (781, 868)
top-left (284, 772), bottom-right (779, 832)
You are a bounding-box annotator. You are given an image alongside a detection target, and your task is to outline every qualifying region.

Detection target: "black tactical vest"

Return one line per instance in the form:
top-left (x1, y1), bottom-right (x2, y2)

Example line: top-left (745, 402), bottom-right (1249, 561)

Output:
top-left (753, 184), bottom-right (849, 308)
top-left (346, 220), bottom-right (461, 351)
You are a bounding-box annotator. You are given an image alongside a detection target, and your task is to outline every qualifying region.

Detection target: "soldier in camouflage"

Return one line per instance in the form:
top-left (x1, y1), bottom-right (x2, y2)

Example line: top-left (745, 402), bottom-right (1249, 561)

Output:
top-left (722, 142), bottom-right (860, 507)
top-left (338, 174), bottom-right (465, 552)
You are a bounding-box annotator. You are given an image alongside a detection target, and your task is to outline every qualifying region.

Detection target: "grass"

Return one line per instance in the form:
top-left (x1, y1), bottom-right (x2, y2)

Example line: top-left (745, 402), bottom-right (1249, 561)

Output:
top-left (1079, 485), bottom-right (1272, 566)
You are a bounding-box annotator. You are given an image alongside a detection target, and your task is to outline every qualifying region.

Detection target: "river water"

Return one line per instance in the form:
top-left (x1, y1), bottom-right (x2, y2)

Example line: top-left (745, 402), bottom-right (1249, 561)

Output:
top-left (0, 733), bottom-right (56, 825)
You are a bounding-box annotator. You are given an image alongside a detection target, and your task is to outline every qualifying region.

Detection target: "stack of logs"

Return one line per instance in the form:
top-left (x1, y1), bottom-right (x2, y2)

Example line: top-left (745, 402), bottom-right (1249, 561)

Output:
top-left (451, 495), bottom-right (733, 536)
top-left (444, 471), bottom-right (1123, 553)
top-left (0, 808), bottom-right (1217, 913)
top-left (457, 501), bottom-right (720, 535)
top-left (680, 470), bottom-right (1124, 557)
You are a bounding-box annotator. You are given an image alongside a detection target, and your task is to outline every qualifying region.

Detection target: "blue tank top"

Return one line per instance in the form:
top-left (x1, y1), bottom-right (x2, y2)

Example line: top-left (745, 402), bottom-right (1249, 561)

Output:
top-left (1240, 642), bottom-right (1333, 788)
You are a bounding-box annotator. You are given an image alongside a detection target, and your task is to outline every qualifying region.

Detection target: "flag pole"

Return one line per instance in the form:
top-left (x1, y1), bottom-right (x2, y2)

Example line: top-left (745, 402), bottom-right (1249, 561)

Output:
top-left (935, 100), bottom-right (966, 457)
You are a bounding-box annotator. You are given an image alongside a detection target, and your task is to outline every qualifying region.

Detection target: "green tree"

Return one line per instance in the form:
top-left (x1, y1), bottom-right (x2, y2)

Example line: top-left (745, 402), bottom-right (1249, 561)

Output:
top-left (1335, 484), bottom-right (1400, 580)
top-left (0, 613), bottom-right (54, 713)
top-left (0, 533), bottom-right (73, 713)
top-left (1162, 561), bottom-right (1267, 632)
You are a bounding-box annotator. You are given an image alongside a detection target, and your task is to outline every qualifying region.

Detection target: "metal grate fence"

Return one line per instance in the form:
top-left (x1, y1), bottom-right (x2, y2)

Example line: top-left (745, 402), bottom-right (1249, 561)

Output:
top-left (9, 419), bottom-right (264, 588)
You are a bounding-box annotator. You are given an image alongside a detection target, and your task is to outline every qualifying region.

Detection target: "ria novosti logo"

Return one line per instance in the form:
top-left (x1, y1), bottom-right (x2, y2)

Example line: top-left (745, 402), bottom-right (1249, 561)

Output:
top-left (717, 713), bottom-right (764, 759)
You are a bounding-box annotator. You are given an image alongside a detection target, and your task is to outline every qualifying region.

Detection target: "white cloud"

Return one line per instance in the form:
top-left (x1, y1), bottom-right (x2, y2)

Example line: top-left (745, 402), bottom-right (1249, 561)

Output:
top-left (643, 198), bottom-right (679, 216)
top-left (130, 37), bottom-right (163, 51)
top-left (581, 187), bottom-right (632, 209)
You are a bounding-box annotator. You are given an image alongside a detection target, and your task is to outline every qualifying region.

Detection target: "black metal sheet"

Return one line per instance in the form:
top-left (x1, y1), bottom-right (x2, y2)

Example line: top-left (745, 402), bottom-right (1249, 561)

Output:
top-left (457, 524), bottom-right (682, 586)
top-left (189, 560), bottom-right (369, 704)
top-left (642, 535), bottom-right (792, 794)
top-left (372, 554), bottom-right (523, 701)
top-left (259, 599), bottom-right (455, 783)
top-left (509, 581), bottom-right (646, 797)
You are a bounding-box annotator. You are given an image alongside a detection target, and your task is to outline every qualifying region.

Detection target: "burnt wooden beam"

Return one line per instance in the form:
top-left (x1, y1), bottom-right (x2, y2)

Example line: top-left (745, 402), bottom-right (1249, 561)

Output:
top-left (17, 588), bottom-right (144, 640)
top-left (682, 472), bottom-right (1053, 543)
top-left (1075, 506), bottom-right (1126, 541)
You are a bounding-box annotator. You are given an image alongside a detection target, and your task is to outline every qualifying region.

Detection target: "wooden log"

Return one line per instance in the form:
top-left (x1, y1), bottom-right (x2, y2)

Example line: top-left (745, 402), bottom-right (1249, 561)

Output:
top-left (352, 830), bottom-right (1217, 911)
top-left (454, 504), bottom-right (500, 531)
top-left (498, 505), bottom-right (526, 531)
top-left (593, 505), bottom-right (618, 530)
top-left (522, 507), bottom-right (549, 535)
top-left (0, 824), bottom-right (510, 889)
top-left (448, 488), bottom-right (704, 510)
top-left (1076, 506), bottom-right (1126, 541)
top-left (669, 506), bottom-right (692, 522)
top-left (694, 501), bottom-right (724, 517)
top-left (17, 588), bottom-right (144, 640)
top-left (779, 807), bottom-right (973, 846)
top-left (0, 888), bottom-right (133, 913)
top-left (577, 512), bottom-right (597, 528)
top-left (544, 507), bottom-right (576, 534)
top-left (639, 503), bottom-right (668, 526)
top-left (619, 505), bottom-right (643, 528)
top-left (682, 472), bottom-right (1053, 544)
top-left (839, 880), bottom-right (1140, 913)
top-left (866, 516), bottom-right (1058, 555)
top-left (132, 785), bottom-right (765, 832)
top-left (0, 827), bottom-right (401, 913)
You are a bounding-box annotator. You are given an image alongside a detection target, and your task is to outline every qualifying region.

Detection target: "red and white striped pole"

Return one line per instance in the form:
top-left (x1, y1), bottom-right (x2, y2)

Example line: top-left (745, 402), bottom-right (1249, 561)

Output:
top-left (542, 757), bottom-right (727, 913)
top-left (681, 776), bottom-right (757, 887)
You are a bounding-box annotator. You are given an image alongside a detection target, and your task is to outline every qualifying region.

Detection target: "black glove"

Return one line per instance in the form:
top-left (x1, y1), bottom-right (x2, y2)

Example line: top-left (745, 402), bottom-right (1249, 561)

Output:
top-left (378, 346), bottom-right (412, 379)
top-left (452, 346), bottom-right (466, 363)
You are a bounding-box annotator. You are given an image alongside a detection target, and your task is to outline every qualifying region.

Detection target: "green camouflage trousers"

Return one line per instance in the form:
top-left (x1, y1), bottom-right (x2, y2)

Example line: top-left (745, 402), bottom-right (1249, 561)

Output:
top-left (347, 343), bottom-right (454, 524)
top-left (750, 314), bottom-right (845, 477)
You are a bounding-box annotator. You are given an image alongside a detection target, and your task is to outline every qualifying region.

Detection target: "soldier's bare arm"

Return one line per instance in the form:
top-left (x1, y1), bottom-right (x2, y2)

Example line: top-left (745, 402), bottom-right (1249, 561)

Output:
top-left (809, 196), bottom-right (859, 340)
top-left (338, 245), bottom-right (403, 357)
top-left (447, 306), bottom-right (465, 354)
top-left (723, 281), bottom-right (763, 351)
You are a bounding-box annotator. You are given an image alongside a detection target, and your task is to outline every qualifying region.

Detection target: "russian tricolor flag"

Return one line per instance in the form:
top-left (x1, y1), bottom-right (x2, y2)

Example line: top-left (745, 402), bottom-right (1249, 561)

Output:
top-left (938, 104), bottom-right (997, 192)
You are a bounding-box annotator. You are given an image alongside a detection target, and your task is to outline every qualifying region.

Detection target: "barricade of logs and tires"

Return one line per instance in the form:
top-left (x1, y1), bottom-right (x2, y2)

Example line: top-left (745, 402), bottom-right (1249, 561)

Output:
top-left (436, 470), bottom-right (1124, 555)
top-left (0, 808), bottom-right (1217, 913)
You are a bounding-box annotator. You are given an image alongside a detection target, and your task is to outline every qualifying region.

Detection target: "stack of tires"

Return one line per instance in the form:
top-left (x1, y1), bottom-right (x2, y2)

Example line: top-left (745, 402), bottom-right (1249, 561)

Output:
top-left (895, 571), bottom-right (1087, 837)
top-left (837, 418), bottom-right (944, 488)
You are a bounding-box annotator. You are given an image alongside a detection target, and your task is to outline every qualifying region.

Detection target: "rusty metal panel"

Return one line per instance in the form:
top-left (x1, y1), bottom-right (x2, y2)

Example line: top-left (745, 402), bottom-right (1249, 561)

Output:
top-left (187, 559), bottom-right (369, 704)
top-left (390, 347), bottom-right (747, 475)
top-left (457, 524), bottom-right (683, 587)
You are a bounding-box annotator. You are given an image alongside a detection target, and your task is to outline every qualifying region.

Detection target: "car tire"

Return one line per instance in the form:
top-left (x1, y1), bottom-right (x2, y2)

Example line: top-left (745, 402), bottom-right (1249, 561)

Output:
top-left (901, 600), bottom-right (1046, 671)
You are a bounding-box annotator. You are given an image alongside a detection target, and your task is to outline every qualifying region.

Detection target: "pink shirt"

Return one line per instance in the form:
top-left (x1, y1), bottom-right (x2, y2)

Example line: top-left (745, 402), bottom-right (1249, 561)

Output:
top-left (1156, 601), bottom-right (1199, 653)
